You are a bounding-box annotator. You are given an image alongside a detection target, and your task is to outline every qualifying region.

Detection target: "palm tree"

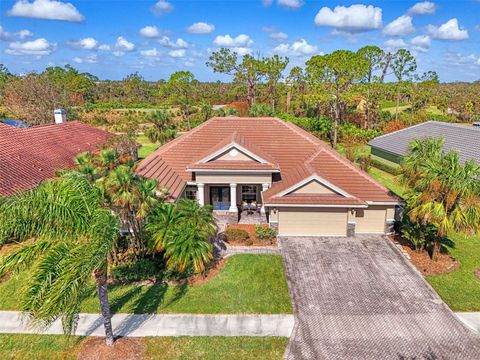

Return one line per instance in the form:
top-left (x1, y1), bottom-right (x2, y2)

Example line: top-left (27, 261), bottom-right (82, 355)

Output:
top-left (401, 137), bottom-right (480, 258)
top-left (145, 110), bottom-right (177, 144)
top-left (0, 172), bottom-right (119, 345)
top-left (146, 199), bottom-right (216, 273)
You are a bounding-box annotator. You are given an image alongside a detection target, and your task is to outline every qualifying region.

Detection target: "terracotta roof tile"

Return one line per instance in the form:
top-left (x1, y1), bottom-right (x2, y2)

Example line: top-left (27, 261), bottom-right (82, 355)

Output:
top-left (0, 121), bottom-right (111, 196)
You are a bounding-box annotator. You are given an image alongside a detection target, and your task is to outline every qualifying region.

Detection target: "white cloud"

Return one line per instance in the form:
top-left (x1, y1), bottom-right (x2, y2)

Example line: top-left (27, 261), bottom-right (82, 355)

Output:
top-left (213, 34), bottom-right (253, 47)
top-left (270, 31), bottom-right (288, 41)
top-left (231, 47), bottom-right (252, 56)
top-left (158, 36), bottom-right (190, 49)
top-left (427, 18), bottom-right (468, 40)
top-left (0, 26), bottom-right (33, 41)
top-left (139, 25), bottom-right (162, 38)
top-left (140, 48), bottom-right (161, 58)
top-left (408, 1), bottom-right (437, 15)
top-left (277, 0), bottom-right (303, 9)
top-left (72, 37), bottom-right (98, 50)
top-left (314, 4), bottom-right (382, 34)
top-left (73, 54), bottom-right (97, 64)
top-left (113, 36), bottom-right (135, 56)
top-left (384, 38), bottom-right (407, 52)
top-left (152, 0), bottom-right (173, 15)
top-left (187, 22), bottom-right (215, 34)
top-left (98, 44), bottom-right (110, 51)
top-left (411, 35), bottom-right (431, 52)
top-left (274, 38), bottom-right (318, 56)
top-left (168, 49), bottom-right (186, 58)
top-left (383, 15), bottom-right (415, 36)
top-left (5, 38), bottom-right (56, 56)
top-left (7, 0), bottom-right (84, 22)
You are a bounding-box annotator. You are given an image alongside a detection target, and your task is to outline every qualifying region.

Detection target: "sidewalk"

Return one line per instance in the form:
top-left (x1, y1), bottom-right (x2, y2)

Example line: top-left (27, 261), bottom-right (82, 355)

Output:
top-left (456, 313), bottom-right (480, 334)
top-left (0, 311), bottom-right (294, 337)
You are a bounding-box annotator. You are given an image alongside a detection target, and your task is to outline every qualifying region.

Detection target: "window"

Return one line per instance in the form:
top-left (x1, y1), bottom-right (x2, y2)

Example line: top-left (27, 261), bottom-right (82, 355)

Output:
top-left (184, 186), bottom-right (197, 200)
top-left (241, 185), bottom-right (257, 203)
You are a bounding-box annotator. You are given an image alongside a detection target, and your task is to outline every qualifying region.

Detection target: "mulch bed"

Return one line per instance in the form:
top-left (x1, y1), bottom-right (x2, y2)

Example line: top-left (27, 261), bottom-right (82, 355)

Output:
top-left (226, 224), bottom-right (276, 247)
top-left (186, 258), bottom-right (226, 286)
top-left (77, 337), bottom-right (146, 360)
top-left (390, 234), bottom-right (459, 276)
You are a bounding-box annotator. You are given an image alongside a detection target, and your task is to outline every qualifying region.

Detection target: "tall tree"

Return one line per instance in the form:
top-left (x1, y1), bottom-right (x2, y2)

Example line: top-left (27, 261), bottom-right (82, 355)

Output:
top-left (306, 50), bottom-right (368, 147)
top-left (162, 71), bottom-right (197, 129)
top-left (391, 49), bottom-right (417, 121)
top-left (206, 48), bottom-right (265, 105)
top-left (262, 55), bottom-right (289, 111)
top-left (0, 173), bottom-right (120, 345)
top-left (285, 66), bottom-right (307, 115)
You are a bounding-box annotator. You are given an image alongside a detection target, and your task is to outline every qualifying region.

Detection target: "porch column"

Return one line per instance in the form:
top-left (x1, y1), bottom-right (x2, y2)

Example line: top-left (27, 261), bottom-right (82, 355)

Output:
top-left (197, 183), bottom-right (205, 206)
top-left (229, 183), bottom-right (238, 213)
top-left (261, 183), bottom-right (269, 214)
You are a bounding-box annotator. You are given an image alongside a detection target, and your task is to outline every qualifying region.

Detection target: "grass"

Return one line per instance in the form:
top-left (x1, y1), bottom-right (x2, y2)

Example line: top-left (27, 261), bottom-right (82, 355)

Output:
top-left (137, 134), bottom-right (160, 159)
top-left (0, 254), bottom-right (292, 314)
top-left (367, 167), bottom-right (480, 312)
top-left (0, 334), bottom-right (288, 360)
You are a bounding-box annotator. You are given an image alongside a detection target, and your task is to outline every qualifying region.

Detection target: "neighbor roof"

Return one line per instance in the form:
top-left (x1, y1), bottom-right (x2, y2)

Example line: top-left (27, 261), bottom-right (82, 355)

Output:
top-left (0, 121), bottom-right (112, 196)
top-left (368, 121), bottom-right (480, 164)
top-left (137, 117), bottom-right (396, 205)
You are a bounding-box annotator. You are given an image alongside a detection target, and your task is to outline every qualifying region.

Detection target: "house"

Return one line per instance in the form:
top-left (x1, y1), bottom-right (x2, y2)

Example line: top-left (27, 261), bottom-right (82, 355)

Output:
top-left (368, 121), bottom-right (480, 166)
top-left (0, 121), bottom-right (112, 196)
top-left (137, 117), bottom-right (399, 236)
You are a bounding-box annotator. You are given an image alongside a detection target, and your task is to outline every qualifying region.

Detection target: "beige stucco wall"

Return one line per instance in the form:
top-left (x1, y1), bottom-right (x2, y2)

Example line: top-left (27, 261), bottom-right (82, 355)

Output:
top-left (196, 173), bottom-right (272, 184)
top-left (278, 207), bottom-right (348, 236)
top-left (214, 150), bottom-right (254, 161)
top-left (290, 180), bottom-right (335, 195)
top-left (355, 205), bottom-right (393, 233)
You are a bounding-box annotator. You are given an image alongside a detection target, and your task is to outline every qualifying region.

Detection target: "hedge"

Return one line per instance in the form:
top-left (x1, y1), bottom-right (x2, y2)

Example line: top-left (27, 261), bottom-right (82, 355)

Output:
top-left (371, 158), bottom-right (402, 175)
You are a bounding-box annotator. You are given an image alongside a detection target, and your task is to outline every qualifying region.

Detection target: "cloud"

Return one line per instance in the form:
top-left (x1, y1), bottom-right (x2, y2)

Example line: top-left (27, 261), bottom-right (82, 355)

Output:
top-left (270, 32), bottom-right (288, 41)
top-left (98, 44), bottom-right (111, 51)
top-left (383, 38), bottom-right (407, 52)
top-left (158, 36), bottom-right (190, 49)
top-left (383, 15), bottom-right (415, 36)
top-left (152, 0), bottom-right (173, 15)
top-left (168, 49), bottom-right (186, 58)
top-left (274, 38), bottom-right (319, 56)
top-left (408, 1), bottom-right (437, 15)
top-left (71, 37), bottom-right (98, 50)
top-left (314, 4), bottom-right (383, 34)
top-left (277, 0), bottom-right (303, 9)
top-left (7, 0), bottom-right (84, 22)
top-left (213, 34), bottom-right (253, 47)
top-left (410, 35), bottom-right (431, 52)
top-left (113, 36), bottom-right (135, 56)
top-left (73, 54), bottom-right (97, 64)
top-left (475, 25), bottom-right (480, 32)
top-left (0, 26), bottom-right (33, 41)
top-left (140, 48), bottom-right (161, 58)
top-left (187, 22), bottom-right (215, 34)
top-left (427, 18), bottom-right (468, 40)
top-left (139, 26), bottom-right (162, 38)
top-left (5, 37), bottom-right (56, 56)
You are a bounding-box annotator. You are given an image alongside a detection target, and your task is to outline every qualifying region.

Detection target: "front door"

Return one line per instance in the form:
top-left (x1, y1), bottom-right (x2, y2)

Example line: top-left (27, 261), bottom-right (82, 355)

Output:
top-left (210, 186), bottom-right (230, 210)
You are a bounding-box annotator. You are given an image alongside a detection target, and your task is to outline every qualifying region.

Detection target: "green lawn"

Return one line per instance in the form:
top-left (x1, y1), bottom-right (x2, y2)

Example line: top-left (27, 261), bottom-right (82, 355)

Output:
top-left (367, 167), bottom-right (480, 311)
top-left (137, 134), bottom-right (160, 159)
top-left (0, 254), bottom-right (292, 314)
top-left (0, 334), bottom-right (288, 360)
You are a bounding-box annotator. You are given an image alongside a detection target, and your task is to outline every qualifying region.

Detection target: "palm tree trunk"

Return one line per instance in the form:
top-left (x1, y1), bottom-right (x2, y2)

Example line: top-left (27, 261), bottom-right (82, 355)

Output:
top-left (95, 271), bottom-right (115, 346)
top-left (395, 85), bottom-right (401, 121)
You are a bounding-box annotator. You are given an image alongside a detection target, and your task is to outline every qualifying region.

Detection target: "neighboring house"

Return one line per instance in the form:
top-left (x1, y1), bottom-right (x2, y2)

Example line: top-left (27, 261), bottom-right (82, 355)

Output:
top-left (137, 117), bottom-right (399, 237)
top-left (368, 121), bottom-right (480, 165)
top-left (0, 121), bottom-right (111, 196)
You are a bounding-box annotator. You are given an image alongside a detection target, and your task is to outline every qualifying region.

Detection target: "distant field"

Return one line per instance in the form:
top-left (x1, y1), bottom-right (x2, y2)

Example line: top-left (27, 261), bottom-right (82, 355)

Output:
top-left (382, 104), bottom-right (444, 116)
top-left (137, 134), bottom-right (160, 159)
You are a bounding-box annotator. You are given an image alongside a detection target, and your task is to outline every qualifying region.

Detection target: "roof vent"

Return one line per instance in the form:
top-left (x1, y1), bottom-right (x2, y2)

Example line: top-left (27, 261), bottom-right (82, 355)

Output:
top-left (54, 109), bottom-right (67, 124)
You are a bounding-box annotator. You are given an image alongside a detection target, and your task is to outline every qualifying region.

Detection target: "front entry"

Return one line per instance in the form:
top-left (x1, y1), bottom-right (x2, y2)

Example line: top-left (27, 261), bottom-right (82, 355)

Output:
top-left (210, 186), bottom-right (231, 210)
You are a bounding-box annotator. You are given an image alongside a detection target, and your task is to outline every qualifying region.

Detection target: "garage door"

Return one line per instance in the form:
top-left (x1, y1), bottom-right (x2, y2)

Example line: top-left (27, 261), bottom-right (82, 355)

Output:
top-left (355, 207), bottom-right (386, 233)
top-left (278, 208), bottom-right (348, 236)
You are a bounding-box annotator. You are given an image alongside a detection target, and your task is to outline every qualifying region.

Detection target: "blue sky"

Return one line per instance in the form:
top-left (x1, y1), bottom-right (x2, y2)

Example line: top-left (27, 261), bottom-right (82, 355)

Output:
top-left (0, 0), bottom-right (479, 82)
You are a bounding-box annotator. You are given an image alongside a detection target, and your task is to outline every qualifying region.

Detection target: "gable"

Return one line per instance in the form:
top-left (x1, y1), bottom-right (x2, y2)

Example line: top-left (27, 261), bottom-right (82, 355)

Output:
top-left (289, 179), bottom-right (335, 195)
top-left (211, 147), bottom-right (258, 162)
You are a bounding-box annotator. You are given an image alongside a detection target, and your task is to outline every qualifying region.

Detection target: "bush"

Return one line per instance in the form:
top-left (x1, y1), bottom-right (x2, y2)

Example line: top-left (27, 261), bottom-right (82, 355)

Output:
top-left (401, 215), bottom-right (439, 253)
top-left (371, 158), bottom-right (401, 175)
top-left (255, 226), bottom-right (277, 243)
top-left (248, 103), bottom-right (274, 117)
top-left (225, 228), bottom-right (250, 242)
top-left (278, 114), bottom-right (332, 140)
top-left (112, 258), bottom-right (161, 283)
top-left (338, 123), bottom-right (382, 143)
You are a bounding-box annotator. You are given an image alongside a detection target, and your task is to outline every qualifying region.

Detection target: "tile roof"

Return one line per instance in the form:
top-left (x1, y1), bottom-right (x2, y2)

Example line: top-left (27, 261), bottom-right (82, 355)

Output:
top-left (0, 121), bottom-right (111, 196)
top-left (368, 121), bottom-right (480, 164)
top-left (137, 117), bottom-right (397, 204)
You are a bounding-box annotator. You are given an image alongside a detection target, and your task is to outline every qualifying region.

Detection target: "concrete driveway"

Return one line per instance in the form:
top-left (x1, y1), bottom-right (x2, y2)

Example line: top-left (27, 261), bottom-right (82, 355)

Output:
top-left (280, 235), bottom-right (480, 359)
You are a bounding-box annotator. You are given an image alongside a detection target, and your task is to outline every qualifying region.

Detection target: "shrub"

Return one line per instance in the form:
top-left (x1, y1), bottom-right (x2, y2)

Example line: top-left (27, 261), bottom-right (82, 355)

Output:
top-left (338, 123), bottom-right (381, 143)
top-left (371, 158), bottom-right (401, 175)
top-left (278, 114), bottom-right (332, 140)
top-left (401, 215), bottom-right (439, 253)
top-left (255, 226), bottom-right (277, 243)
top-left (225, 228), bottom-right (250, 242)
top-left (357, 154), bottom-right (372, 172)
top-left (383, 120), bottom-right (406, 134)
top-left (112, 258), bottom-right (161, 283)
top-left (248, 103), bottom-right (274, 117)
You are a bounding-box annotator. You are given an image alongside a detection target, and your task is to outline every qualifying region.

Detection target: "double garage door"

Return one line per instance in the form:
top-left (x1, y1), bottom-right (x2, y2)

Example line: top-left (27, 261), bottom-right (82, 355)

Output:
top-left (277, 207), bottom-right (388, 236)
